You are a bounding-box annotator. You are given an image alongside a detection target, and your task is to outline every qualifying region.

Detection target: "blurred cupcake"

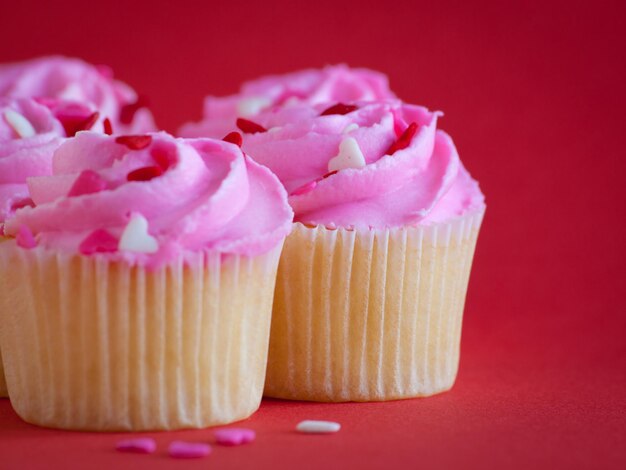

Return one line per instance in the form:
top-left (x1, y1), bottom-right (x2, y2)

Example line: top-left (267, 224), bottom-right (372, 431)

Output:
top-left (0, 131), bottom-right (292, 430)
top-left (206, 100), bottom-right (485, 401)
top-left (0, 56), bottom-right (156, 134)
top-left (179, 64), bottom-right (395, 138)
top-left (0, 96), bottom-right (110, 397)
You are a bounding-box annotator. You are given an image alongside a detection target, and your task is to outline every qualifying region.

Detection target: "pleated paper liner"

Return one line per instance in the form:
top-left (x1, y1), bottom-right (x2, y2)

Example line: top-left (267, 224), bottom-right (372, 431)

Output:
top-left (265, 208), bottom-right (485, 402)
top-left (0, 242), bottom-right (282, 431)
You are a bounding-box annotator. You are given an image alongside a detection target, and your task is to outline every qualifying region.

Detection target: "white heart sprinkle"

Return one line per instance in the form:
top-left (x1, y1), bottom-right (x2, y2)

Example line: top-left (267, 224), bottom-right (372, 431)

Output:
top-left (4, 109), bottom-right (36, 138)
top-left (342, 123), bottom-right (359, 134)
top-left (237, 96), bottom-right (272, 117)
top-left (296, 420), bottom-right (341, 434)
top-left (118, 213), bottom-right (159, 254)
top-left (327, 137), bottom-right (366, 172)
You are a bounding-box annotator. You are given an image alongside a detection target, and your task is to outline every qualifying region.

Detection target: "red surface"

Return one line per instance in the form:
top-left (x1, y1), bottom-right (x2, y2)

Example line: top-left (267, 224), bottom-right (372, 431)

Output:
top-left (1, 1), bottom-right (625, 468)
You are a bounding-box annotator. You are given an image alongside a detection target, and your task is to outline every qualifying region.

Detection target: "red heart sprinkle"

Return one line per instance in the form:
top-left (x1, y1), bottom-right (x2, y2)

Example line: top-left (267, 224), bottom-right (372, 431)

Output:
top-left (322, 170), bottom-right (338, 179)
top-left (103, 118), bottom-right (113, 135)
top-left (127, 165), bottom-right (163, 181)
top-left (150, 146), bottom-right (175, 170)
top-left (115, 135), bottom-right (152, 150)
top-left (68, 170), bottom-right (108, 197)
top-left (236, 118), bottom-right (267, 134)
top-left (79, 229), bottom-right (118, 255)
top-left (60, 111), bottom-right (100, 137)
top-left (320, 103), bottom-right (358, 116)
top-left (119, 95), bottom-right (149, 125)
top-left (386, 122), bottom-right (419, 155)
top-left (223, 131), bottom-right (243, 147)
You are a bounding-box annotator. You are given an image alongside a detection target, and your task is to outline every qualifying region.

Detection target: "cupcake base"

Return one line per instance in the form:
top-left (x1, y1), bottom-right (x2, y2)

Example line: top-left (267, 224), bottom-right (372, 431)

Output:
top-left (264, 209), bottom-right (484, 402)
top-left (0, 243), bottom-right (282, 431)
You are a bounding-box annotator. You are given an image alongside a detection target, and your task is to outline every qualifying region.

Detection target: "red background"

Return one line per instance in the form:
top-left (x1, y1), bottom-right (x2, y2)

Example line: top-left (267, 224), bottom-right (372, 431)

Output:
top-left (0, 0), bottom-right (625, 468)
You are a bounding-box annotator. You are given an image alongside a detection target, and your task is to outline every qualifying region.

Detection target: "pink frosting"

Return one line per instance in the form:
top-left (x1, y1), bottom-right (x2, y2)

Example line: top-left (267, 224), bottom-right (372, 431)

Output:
top-left (4, 132), bottom-right (293, 267)
top-left (179, 64), bottom-right (395, 139)
top-left (233, 101), bottom-right (484, 229)
top-left (0, 56), bottom-right (155, 134)
top-left (0, 97), bottom-right (112, 223)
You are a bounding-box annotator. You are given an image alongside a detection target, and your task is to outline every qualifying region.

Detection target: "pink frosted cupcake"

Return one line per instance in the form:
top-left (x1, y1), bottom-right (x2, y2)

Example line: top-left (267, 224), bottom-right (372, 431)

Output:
top-left (179, 64), bottom-right (395, 139)
top-left (0, 131), bottom-right (292, 430)
top-left (185, 100), bottom-right (485, 402)
top-left (0, 56), bottom-right (156, 134)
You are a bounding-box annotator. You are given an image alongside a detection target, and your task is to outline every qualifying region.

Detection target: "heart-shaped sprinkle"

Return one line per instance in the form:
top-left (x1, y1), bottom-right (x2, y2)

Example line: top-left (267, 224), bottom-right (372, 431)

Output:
top-left (127, 165), bottom-right (163, 182)
top-left (386, 122), bottom-right (418, 156)
top-left (116, 438), bottom-right (156, 454)
top-left (115, 135), bottom-right (152, 150)
top-left (168, 441), bottom-right (212, 459)
top-left (327, 137), bottom-right (366, 172)
top-left (55, 106), bottom-right (100, 137)
top-left (79, 229), bottom-right (118, 255)
top-left (236, 118), bottom-right (267, 134)
top-left (118, 213), bottom-right (159, 254)
top-left (320, 103), bottom-right (358, 116)
top-left (214, 428), bottom-right (256, 446)
top-left (103, 118), bottom-right (113, 135)
top-left (236, 96), bottom-right (271, 117)
top-left (150, 145), bottom-right (176, 170)
top-left (68, 170), bottom-right (108, 197)
top-left (16, 225), bottom-right (37, 249)
top-left (4, 109), bottom-right (36, 138)
top-left (222, 131), bottom-right (243, 147)
top-left (119, 95), bottom-right (149, 125)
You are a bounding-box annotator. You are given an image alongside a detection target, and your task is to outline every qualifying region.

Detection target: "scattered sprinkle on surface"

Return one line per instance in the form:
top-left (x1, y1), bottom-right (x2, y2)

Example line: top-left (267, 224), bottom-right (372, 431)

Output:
top-left (296, 420), bottom-right (341, 434)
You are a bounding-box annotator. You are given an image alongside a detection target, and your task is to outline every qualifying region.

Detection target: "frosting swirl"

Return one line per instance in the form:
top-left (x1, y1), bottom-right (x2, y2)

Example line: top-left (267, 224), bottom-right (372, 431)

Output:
top-left (235, 101), bottom-right (484, 228)
top-left (4, 132), bottom-right (293, 267)
top-left (179, 64), bottom-right (395, 139)
top-left (0, 56), bottom-right (156, 134)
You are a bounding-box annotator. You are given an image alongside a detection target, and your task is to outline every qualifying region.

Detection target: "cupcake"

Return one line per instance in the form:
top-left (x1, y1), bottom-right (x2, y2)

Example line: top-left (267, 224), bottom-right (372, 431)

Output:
top-left (0, 56), bottom-right (156, 134)
top-left (0, 96), bottom-right (110, 398)
top-left (0, 131), bottom-right (293, 430)
top-left (186, 100), bottom-right (485, 402)
top-left (179, 64), bottom-right (395, 139)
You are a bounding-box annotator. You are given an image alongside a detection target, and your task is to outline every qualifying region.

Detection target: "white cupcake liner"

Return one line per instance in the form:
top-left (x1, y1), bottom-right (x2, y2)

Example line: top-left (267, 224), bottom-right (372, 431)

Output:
top-left (265, 208), bottom-right (485, 402)
top-left (0, 242), bottom-right (282, 431)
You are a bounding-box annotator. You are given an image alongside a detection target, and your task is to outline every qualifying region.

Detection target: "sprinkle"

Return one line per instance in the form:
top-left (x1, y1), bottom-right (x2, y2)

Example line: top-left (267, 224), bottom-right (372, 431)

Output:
top-left (79, 229), bottom-right (118, 255)
top-left (57, 110), bottom-right (100, 137)
top-left (168, 441), bottom-right (211, 459)
top-left (4, 109), bottom-right (36, 138)
top-left (16, 225), bottom-right (37, 249)
top-left (222, 131), bottom-right (243, 147)
top-left (115, 135), bottom-right (152, 150)
top-left (320, 103), bottom-right (358, 116)
top-left (327, 137), bottom-right (366, 172)
top-left (290, 180), bottom-right (317, 196)
top-left (103, 118), bottom-right (113, 135)
top-left (118, 213), bottom-right (159, 254)
top-left (342, 123), bottom-right (359, 134)
top-left (127, 166), bottom-right (163, 182)
top-left (150, 145), bottom-right (176, 170)
top-left (322, 170), bottom-right (338, 179)
top-left (386, 122), bottom-right (418, 156)
top-left (296, 420), bottom-right (341, 434)
top-left (236, 96), bottom-right (271, 117)
top-left (236, 118), bottom-right (267, 134)
top-left (116, 438), bottom-right (156, 454)
top-left (68, 170), bottom-right (108, 197)
top-left (215, 428), bottom-right (256, 446)
top-left (119, 95), bottom-right (149, 125)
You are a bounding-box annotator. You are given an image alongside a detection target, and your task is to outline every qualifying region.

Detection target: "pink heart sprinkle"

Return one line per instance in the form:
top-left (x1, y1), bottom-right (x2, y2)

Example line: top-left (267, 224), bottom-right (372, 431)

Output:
top-left (68, 170), bottom-right (107, 197)
top-left (168, 441), bottom-right (212, 459)
top-left (79, 229), bottom-right (118, 255)
top-left (16, 225), bottom-right (36, 249)
top-left (290, 180), bottom-right (317, 196)
top-left (115, 438), bottom-right (156, 454)
top-left (214, 428), bottom-right (256, 446)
